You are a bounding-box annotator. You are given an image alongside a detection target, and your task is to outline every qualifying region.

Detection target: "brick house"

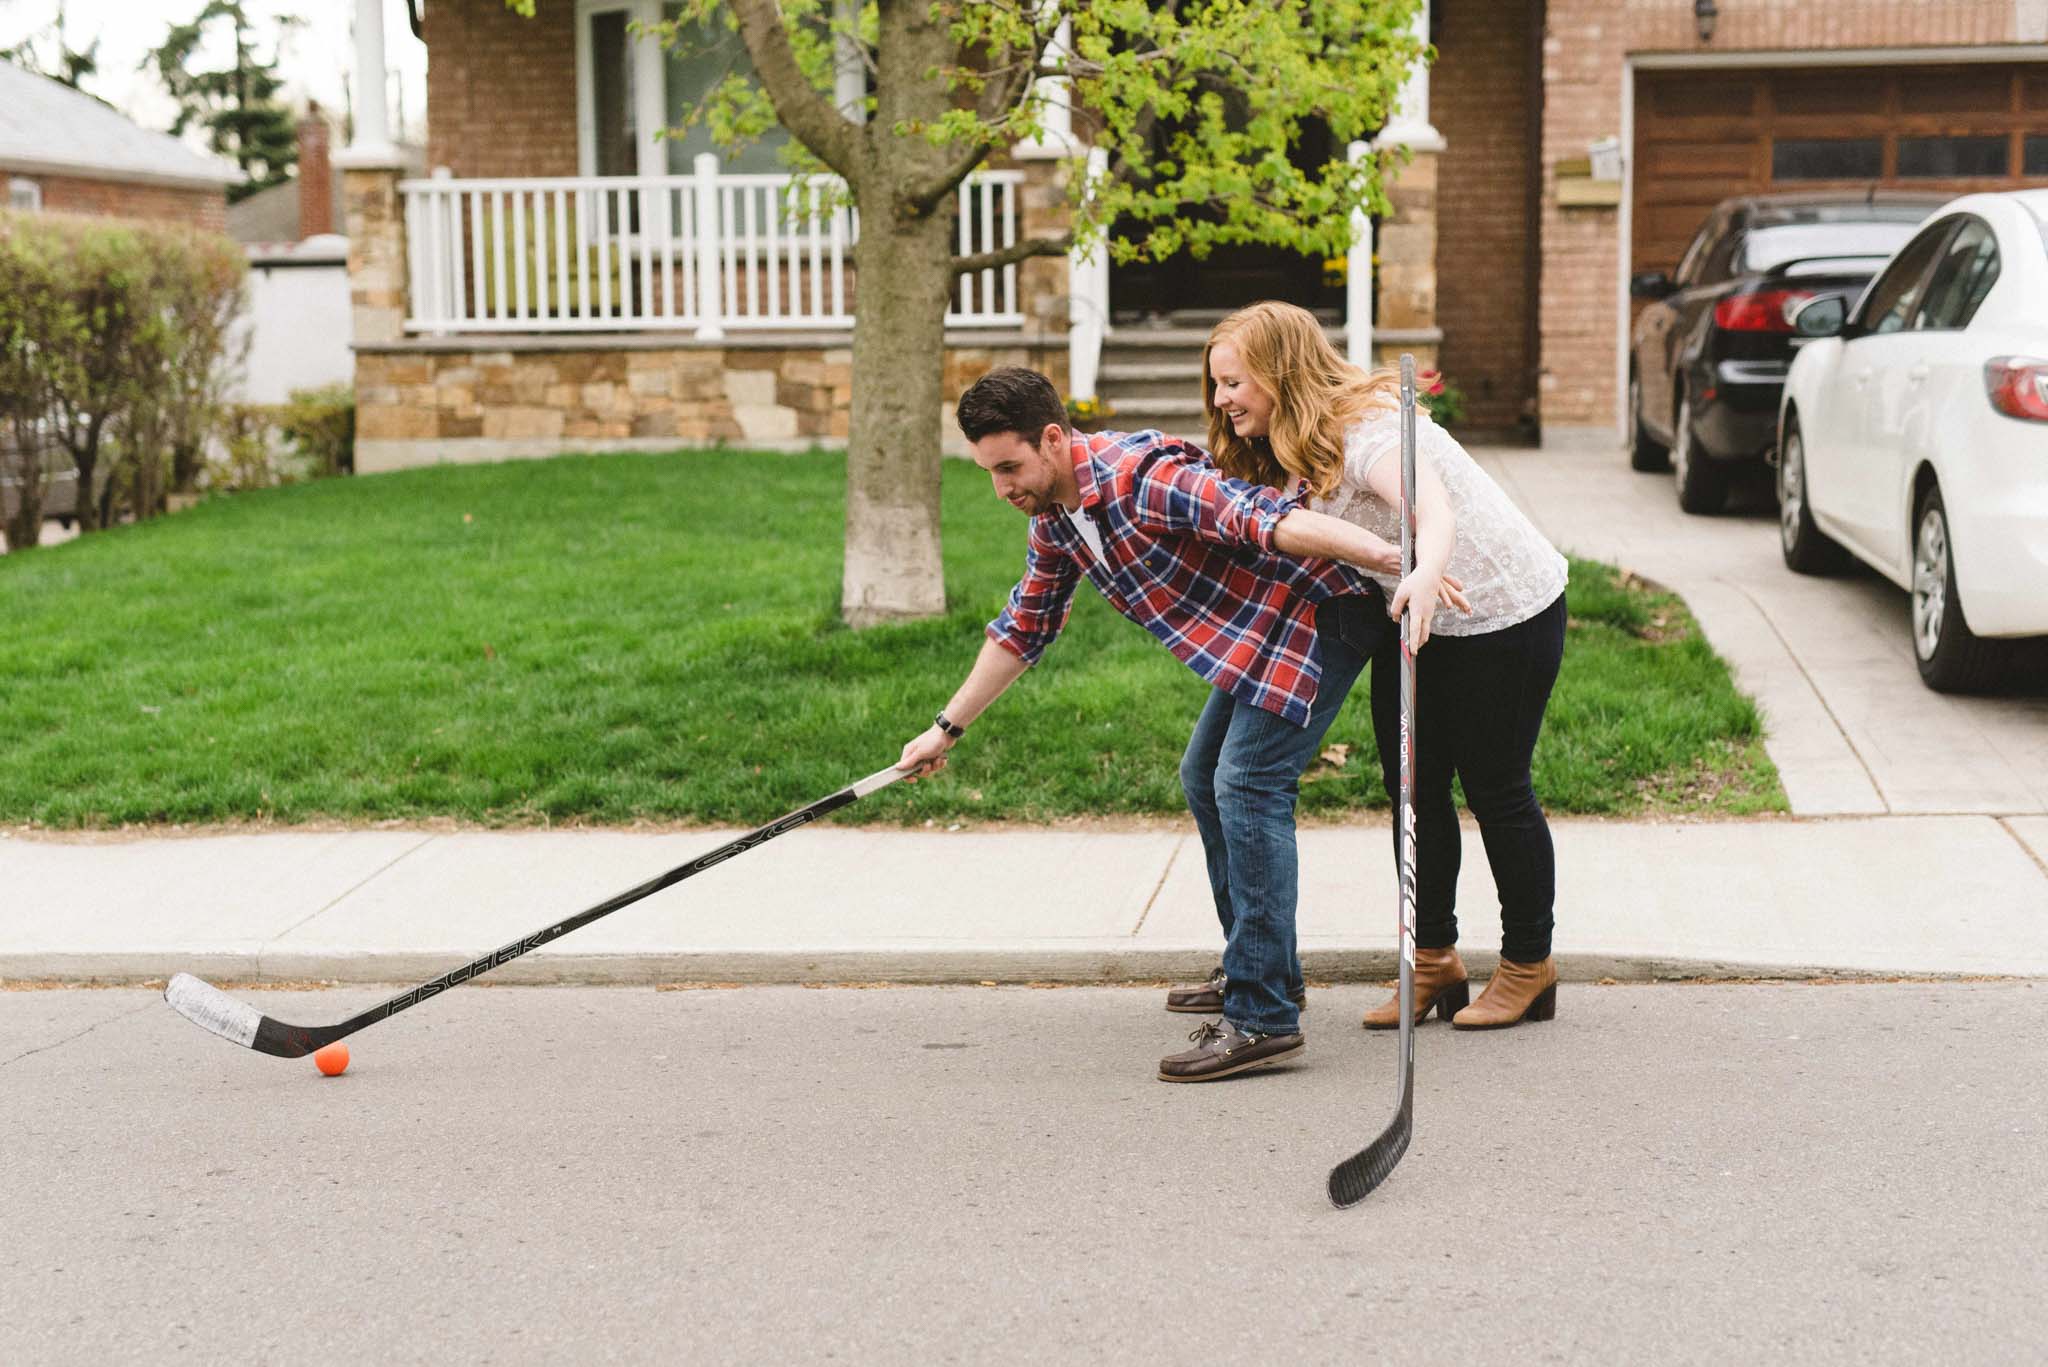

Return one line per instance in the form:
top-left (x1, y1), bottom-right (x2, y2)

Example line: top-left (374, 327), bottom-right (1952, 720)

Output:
top-left (0, 63), bottom-right (242, 231)
top-left (336, 0), bottom-right (2048, 471)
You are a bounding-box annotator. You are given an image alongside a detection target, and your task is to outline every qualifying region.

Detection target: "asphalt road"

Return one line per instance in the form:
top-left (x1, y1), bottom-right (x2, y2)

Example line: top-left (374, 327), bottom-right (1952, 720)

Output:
top-left (5, 982), bottom-right (2044, 1364)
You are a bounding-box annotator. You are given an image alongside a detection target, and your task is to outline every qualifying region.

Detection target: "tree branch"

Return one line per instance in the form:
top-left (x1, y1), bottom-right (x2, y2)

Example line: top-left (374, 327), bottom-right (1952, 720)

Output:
top-left (952, 231), bottom-right (1072, 276)
top-left (727, 0), bottom-right (865, 182)
top-left (902, 9), bottom-right (1059, 216)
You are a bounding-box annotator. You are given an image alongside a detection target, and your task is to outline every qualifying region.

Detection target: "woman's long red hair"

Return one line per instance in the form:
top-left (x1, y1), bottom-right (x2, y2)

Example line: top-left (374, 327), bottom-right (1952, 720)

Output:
top-left (1203, 300), bottom-right (1400, 499)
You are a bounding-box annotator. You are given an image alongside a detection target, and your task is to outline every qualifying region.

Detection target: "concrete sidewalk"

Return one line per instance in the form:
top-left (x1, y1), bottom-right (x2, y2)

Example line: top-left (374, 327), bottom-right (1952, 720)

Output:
top-left (1476, 439), bottom-right (2048, 817)
top-left (6, 814), bottom-right (2047, 985)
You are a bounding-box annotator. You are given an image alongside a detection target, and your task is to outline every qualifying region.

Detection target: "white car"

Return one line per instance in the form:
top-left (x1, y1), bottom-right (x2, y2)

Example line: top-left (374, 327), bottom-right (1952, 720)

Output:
top-left (1776, 188), bottom-right (2048, 692)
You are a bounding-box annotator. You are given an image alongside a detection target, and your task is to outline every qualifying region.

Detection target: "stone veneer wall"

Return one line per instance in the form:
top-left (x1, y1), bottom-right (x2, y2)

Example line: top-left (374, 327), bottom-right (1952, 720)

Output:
top-left (354, 339), bottom-right (1070, 474)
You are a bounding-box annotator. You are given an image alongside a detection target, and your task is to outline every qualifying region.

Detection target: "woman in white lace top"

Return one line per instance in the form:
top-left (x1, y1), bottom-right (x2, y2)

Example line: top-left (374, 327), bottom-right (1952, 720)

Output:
top-left (1203, 301), bottom-right (1570, 1032)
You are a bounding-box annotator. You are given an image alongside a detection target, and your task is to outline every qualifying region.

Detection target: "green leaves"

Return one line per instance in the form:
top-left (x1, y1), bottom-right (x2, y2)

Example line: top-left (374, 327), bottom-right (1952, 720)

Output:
top-left (630, 0), bottom-right (1419, 258)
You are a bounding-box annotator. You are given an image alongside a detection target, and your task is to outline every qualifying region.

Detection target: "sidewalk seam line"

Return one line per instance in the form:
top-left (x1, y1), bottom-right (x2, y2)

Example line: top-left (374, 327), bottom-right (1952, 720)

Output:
top-left (1721, 576), bottom-right (1889, 814)
top-left (1129, 834), bottom-right (1185, 937)
top-left (256, 835), bottom-right (438, 965)
top-left (1997, 817), bottom-right (2048, 882)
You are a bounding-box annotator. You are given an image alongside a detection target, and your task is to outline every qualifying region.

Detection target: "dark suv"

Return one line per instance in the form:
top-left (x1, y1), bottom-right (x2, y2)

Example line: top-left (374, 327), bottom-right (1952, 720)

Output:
top-left (1627, 191), bottom-right (1946, 514)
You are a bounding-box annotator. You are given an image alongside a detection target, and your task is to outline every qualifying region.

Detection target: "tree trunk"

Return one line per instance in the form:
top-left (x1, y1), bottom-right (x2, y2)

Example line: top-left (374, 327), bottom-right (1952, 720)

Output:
top-left (841, 207), bottom-right (958, 628)
top-left (1, 425), bottom-right (44, 551)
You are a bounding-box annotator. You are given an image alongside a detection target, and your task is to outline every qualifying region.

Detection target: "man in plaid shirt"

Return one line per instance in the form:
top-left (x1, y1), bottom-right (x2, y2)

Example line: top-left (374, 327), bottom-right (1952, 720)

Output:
top-left (898, 367), bottom-right (1466, 1083)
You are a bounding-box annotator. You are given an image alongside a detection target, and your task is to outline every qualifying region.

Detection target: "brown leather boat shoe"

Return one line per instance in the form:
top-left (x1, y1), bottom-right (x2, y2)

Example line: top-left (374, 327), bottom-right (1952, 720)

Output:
top-left (1166, 965), bottom-right (1306, 1014)
top-left (1157, 1019), bottom-right (1305, 1082)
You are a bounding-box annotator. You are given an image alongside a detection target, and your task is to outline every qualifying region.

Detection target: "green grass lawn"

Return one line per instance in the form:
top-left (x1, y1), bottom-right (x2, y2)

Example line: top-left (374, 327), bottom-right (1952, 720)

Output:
top-left (0, 448), bottom-right (1782, 827)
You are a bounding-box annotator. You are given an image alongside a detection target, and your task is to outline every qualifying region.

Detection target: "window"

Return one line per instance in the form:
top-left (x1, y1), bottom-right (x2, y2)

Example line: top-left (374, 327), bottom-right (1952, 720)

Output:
top-left (1771, 139), bottom-right (1882, 182)
top-left (660, 6), bottom-right (789, 173)
top-left (1914, 219), bottom-right (2000, 331)
top-left (2026, 136), bottom-right (2048, 178)
top-left (1739, 222), bottom-right (1922, 273)
top-left (7, 177), bottom-right (40, 212)
top-left (581, 0), bottom-right (791, 178)
top-left (1896, 136), bottom-right (2009, 179)
top-left (1673, 217), bottom-right (1720, 287)
top-left (1857, 221), bottom-right (1954, 335)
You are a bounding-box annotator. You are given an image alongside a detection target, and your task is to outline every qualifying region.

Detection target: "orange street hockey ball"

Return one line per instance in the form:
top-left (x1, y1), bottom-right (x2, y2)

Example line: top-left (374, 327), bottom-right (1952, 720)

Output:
top-left (313, 1042), bottom-right (350, 1076)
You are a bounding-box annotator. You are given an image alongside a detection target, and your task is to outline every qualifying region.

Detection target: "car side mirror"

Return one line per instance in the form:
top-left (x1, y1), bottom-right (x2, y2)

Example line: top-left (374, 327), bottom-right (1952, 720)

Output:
top-left (1629, 271), bottom-right (1676, 300)
top-left (1791, 295), bottom-right (1847, 339)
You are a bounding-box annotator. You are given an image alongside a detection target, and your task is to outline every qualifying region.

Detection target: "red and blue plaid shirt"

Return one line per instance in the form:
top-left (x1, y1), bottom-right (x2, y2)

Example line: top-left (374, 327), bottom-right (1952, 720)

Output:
top-left (986, 429), bottom-right (1370, 727)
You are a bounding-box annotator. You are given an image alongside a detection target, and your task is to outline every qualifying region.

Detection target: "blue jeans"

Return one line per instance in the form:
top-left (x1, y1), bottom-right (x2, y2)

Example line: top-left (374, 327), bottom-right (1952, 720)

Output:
top-left (1178, 596), bottom-right (1386, 1038)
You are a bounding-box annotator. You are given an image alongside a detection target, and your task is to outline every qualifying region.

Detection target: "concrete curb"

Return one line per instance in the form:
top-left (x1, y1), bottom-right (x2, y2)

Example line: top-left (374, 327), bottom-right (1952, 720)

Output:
top-left (4, 947), bottom-right (2025, 987)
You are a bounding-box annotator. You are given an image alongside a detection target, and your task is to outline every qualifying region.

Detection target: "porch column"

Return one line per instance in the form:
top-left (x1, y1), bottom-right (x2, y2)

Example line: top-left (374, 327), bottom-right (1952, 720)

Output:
top-left (1369, 0), bottom-right (1442, 375)
top-left (1345, 142), bottom-right (1374, 367)
top-left (1012, 5), bottom-right (1083, 393)
top-left (339, 0), bottom-right (408, 345)
top-left (1379, 0), bottom-right (1443, 153)
top-left (834, 0), bottom-right (866, 121)
top-left (1067, 147), bottom-right (1110, 401)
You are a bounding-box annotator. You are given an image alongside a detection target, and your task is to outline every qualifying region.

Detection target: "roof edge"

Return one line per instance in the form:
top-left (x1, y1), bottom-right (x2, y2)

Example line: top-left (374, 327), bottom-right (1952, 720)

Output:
top-left (0, 153), bottom-right (245, 191)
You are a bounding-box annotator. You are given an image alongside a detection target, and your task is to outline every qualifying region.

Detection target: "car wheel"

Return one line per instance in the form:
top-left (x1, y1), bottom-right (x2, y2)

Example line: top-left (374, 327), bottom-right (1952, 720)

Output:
top-left (1628, 369), bottom-right (1669, 473)
top-left (1911, 483), bottom-right (2007, 693)
top-left (1777, 417), bottom-right (1849, 575)
top-left (1672, 389), bottom-right (1731, 515)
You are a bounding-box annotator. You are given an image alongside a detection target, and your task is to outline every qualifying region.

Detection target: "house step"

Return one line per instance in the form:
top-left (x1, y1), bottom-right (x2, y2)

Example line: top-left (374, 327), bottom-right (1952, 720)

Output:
top-left (1098, 361), bottom-right (1208, 403)
top-left (1097, 396), bottom-right (1211, 443)
top-left (1098, 362), bottom-right (1203, 383)
top-left (1100, 323), bottom-right (1348, 350)
top-left (1100, 395), bottom-right (1204, 415)
top-left (1113, 307), bottom-right (1342, 329)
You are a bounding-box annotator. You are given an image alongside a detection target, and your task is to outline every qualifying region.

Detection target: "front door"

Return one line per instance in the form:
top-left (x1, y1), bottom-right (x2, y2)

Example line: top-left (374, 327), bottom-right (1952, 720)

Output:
top-left (1108, 115), bottom-right (1341, 323)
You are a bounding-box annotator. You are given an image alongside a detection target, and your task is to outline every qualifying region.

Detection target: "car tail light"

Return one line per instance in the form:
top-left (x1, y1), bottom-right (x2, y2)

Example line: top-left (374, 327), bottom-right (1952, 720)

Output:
top-left (1984, 356), bottom-right (2048, 423)
top-left (1713, 289), bottom-right (1816, 333)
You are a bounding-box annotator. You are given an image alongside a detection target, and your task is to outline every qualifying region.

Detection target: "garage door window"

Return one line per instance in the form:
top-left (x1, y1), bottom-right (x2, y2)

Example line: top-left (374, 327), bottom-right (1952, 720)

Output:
top-left (1914, 220), bottom-right (2000, 331)
top-left (1897, 136), bottom-right (2009, 179)
top-left (2026, 136), bottom-right (2048, 177)
top-left (1772, 139), bottom-right (1882, 182)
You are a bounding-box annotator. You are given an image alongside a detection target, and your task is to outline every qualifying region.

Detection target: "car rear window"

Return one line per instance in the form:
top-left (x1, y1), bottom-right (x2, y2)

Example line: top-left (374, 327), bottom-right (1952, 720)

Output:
top-left (1739, 221), bottom-right (1923, 273)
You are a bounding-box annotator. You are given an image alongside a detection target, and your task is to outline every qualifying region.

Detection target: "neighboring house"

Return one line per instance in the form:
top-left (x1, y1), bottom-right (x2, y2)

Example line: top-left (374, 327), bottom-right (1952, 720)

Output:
top-left (332, 0), bottom-right (2048, 474)
top-left (226, 108), bottom-right (424, 405)
top-left (0, 62), bottom-right (242, 230)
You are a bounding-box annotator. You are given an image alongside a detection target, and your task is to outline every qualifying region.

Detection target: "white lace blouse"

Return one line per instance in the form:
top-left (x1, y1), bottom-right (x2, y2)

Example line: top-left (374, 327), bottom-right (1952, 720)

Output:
top-left (1309, 408), bottom-right (1568, 638)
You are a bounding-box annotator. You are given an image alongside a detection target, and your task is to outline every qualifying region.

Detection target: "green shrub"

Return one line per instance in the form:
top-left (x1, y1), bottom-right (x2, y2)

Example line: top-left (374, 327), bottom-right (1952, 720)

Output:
top-left (0, 209), bottom-right (246, 543)
top-left (275, 384), bottom-right (355, 477)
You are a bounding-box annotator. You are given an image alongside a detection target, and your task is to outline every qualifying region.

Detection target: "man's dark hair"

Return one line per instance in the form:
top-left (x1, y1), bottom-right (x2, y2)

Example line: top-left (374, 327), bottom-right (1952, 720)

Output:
top-left (956, 366), bottom-right (1067, 443)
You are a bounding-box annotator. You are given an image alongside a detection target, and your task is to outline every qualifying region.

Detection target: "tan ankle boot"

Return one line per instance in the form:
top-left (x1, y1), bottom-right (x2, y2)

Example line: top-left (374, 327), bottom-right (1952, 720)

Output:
top-left (1451, 955), bottom-right (1557, 1029)
top-left (1361, 947), bottom-right (1470, 1030)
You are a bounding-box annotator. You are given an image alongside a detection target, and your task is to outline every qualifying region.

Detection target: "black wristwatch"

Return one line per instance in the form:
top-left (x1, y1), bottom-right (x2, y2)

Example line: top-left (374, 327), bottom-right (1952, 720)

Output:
top-left (934, 711), bottom-right (966, 739)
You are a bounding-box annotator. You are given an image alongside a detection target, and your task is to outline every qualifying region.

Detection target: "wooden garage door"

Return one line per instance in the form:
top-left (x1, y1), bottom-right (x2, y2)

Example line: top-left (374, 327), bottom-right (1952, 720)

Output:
top-left (1633, 63), bottom-right (2048, 276)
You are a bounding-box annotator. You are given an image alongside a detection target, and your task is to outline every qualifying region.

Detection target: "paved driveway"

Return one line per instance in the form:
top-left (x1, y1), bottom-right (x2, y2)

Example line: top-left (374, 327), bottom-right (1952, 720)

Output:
top-left (1476, 435), bottom-right (2048, 817)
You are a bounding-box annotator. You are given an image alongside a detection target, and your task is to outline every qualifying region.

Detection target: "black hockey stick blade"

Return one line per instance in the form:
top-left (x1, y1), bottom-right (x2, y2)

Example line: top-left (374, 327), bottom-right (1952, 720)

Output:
top-left (165, 764), bottom-right (908, 1058)
top-left (1327, 1077), bottom-right (1413, 1208)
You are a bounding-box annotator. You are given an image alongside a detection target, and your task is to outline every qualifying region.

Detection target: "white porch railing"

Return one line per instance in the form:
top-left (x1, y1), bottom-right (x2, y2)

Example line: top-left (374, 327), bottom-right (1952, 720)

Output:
top-left (400, 155), bottom-right (1026, 337)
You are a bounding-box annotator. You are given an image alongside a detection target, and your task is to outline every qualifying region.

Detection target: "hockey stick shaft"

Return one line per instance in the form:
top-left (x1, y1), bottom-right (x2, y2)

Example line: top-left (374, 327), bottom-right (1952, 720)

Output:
top-left (1395, 352), bottom-right (1420, 1101)
top-left (167, 764), bottom-right (907, 1058)
top-left (1328, 353), bottom-right (1420, 1208)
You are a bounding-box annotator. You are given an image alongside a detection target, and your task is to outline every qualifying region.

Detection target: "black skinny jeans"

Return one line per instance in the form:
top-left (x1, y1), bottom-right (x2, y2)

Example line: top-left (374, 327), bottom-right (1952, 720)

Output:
top-left (1368, 592), bottom-right (1567, 963)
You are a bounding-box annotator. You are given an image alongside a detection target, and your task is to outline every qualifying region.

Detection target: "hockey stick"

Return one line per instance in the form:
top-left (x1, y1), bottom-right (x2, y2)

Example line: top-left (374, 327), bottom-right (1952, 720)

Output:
top-left (165, 764), bottom-right (908, 1059)
top-left (1328, 353), bottom-right (1421, 1209)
